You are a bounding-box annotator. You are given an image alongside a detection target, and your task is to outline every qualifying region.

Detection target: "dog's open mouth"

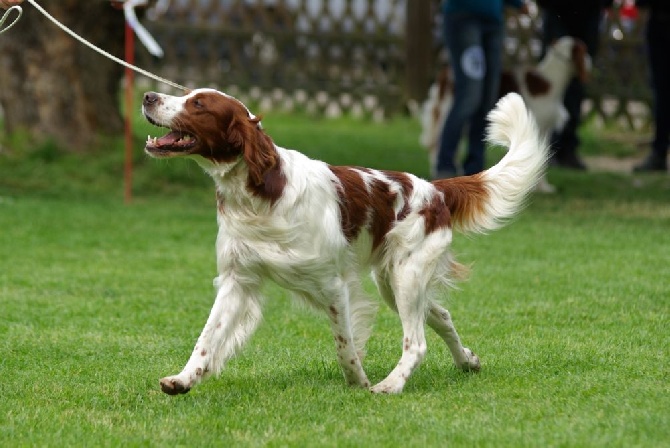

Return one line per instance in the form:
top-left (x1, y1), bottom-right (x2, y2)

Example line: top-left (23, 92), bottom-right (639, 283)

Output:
top-left (145, 129), bottom-right (198, 155)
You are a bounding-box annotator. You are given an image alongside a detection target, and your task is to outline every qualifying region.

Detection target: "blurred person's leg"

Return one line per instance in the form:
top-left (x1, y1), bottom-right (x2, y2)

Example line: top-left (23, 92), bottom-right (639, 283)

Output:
top-left (436, 15), bottom-right (486, 177)
top-left (463, 19), bottom-right (503, 176)
top-left (635, 12), bottom-right (670, 171)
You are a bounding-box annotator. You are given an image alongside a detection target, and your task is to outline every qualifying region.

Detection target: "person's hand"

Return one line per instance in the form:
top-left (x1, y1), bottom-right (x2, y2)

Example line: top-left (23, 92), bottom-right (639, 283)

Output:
top-left (0, 0), bottom-right (23, 10)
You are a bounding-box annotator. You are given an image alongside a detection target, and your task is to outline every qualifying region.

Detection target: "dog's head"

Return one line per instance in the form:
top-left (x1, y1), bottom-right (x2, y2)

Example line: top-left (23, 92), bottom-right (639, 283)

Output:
top-left (551, 36), bottom-right (592, 83)
top-left (143, 89), bottom-right (279, 188)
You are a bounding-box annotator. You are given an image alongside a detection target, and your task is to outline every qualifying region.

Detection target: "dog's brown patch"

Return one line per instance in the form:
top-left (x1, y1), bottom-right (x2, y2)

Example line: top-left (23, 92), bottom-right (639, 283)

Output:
top-left (329, 167), bottom-right (398, 249)
top-left (432, 174), bottom-right (489, 232)
top-left (525, 70), bottom-right (551, 96)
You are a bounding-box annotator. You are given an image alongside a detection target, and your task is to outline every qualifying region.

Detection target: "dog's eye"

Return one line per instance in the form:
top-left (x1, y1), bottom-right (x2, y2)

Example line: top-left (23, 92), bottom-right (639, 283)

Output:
top-left (193, 98), bottom-right (204, 109)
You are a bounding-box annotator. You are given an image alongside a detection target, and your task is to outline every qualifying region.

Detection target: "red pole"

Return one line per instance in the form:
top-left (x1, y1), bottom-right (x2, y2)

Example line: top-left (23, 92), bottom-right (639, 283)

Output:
top-left (124, 20), bottom-right (134, 204)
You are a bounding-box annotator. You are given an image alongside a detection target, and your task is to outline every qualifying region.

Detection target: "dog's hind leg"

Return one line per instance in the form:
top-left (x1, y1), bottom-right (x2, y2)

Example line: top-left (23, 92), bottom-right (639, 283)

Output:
top-left (323, 276), bottom-right (371, 388)
top-left (426, 302), bottom-right (480, 372)
top-left (373, 265), bottom-right (480, 379)
top-left (372, 268), bottom-right (397, 313)
top-left (344, 272), bottom-right (378, 363)
top-left (159, 274), bottom-right (263, 395)
top-left (370, 263), bottom-right (429, 394)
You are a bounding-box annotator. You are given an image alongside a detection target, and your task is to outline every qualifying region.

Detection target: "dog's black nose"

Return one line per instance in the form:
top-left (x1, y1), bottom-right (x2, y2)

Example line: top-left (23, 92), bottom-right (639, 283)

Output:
top-left (143, 92), bottom-right (159, 106)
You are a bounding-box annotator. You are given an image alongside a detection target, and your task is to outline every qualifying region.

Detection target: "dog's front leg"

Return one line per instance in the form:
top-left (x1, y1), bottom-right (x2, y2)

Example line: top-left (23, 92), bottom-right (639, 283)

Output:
top-left (159, 274), bottom-right (263, 395)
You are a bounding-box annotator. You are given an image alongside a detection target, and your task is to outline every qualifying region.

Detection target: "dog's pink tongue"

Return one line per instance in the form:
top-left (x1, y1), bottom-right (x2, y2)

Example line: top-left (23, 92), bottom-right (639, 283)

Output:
top-left (156, 131), bottom-right (182, 147)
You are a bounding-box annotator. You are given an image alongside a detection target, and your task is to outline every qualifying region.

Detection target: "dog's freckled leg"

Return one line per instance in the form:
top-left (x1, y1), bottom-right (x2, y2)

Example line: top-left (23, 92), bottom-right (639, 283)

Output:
top-left (371, 262), bottom-right (430, 394)
top-left (324, 283), bottom-right (370, 388)
top-left (159, 274), bottom-right (264, 395)
top-left (426, 303), bottom-right (480, 372)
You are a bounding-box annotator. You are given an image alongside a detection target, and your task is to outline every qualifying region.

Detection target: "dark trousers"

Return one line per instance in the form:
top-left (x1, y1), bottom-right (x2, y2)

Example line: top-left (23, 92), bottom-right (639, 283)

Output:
top-left (647, 15), bottom-right (670, 158)
top-left (542, 10), bottom-right (602, 160)
top-left (437, 14), bottom-right (504, 175)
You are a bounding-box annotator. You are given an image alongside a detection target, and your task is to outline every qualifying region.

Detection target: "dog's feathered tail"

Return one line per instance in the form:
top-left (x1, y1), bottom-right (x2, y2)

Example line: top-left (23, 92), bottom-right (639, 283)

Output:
top-left (432, 93), bottom-right (548, 234)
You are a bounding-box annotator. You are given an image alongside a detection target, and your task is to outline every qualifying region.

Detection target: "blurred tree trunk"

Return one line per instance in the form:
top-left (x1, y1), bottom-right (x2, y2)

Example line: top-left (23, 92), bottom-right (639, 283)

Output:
top-left (0, 0), bottom-right (125, 151)
top-left (405, 1), bottom-right (433, 103)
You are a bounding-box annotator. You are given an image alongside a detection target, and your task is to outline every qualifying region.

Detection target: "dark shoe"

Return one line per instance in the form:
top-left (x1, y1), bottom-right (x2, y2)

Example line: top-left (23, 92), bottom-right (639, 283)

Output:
top-left (551, 152), bottom-right (587, 170)
top-left (633, 154), bottom-right (668, 173)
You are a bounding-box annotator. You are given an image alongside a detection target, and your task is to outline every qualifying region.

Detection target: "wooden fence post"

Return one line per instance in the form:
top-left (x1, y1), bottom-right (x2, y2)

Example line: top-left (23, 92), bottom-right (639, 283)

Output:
top-left (405, 1), bottom-right (433, 104)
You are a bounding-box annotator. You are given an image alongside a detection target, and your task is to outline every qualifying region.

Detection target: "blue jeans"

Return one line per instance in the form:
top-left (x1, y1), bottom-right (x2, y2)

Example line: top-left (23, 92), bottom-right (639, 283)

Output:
top-left (437, 14), bottom-right (504, 176)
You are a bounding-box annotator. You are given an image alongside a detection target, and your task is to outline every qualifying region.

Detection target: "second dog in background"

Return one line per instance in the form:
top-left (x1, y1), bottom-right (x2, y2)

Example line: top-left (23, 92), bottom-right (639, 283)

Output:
top-left (421, 36), bottom-right (591, 192)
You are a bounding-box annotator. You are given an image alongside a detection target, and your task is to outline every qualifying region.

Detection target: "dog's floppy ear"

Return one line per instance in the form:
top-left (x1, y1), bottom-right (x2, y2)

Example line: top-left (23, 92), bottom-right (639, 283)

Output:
top-left (226, 115), bottom-right (279, 185)
top-left (572, 39), bottom-right (591, 83)
top-left (241, 116), bottom-right (279, 187)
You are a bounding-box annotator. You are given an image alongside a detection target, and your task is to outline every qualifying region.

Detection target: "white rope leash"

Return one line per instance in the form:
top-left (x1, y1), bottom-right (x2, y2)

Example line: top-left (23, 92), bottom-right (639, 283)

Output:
top-left (0, 5), bottom-right (22, 34)
top-left (19, 0), bottom-right (188, 91)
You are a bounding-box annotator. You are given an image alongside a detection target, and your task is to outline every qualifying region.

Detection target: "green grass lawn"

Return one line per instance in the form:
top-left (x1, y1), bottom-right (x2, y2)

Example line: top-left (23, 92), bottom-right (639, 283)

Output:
top-left (1, 110), bottom-right (669, 447)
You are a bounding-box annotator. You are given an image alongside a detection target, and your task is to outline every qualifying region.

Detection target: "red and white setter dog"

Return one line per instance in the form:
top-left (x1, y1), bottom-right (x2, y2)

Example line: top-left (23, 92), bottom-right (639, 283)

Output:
top-left (142, 89), bottom-right (547, 395)
top-left (421, 36), bottom-right (590, 192)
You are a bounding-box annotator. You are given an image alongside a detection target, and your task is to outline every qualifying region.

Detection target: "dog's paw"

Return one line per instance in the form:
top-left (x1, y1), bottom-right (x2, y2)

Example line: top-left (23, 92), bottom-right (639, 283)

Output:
top-left (457, 347), bottom-right (481, 372)
top-left (345, 375), bottom-right (371, 388)
top-left (370, 377), bottom-right (405, 394)
top-left (342, 367), bottom-right (371, 388)
top-left (159, 376), bottom-right (191, 395)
